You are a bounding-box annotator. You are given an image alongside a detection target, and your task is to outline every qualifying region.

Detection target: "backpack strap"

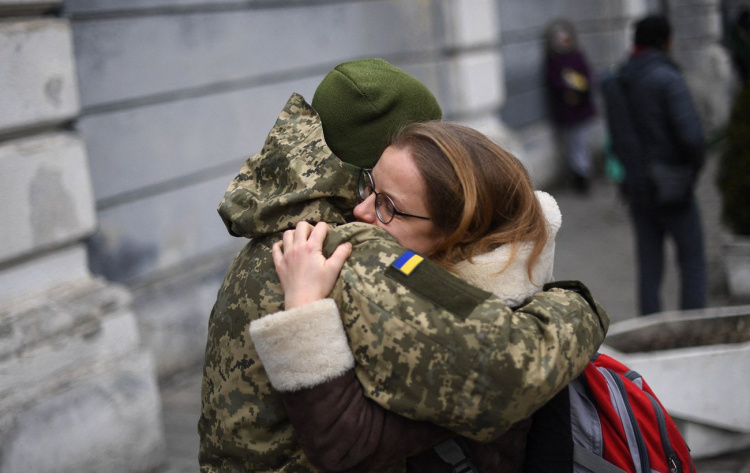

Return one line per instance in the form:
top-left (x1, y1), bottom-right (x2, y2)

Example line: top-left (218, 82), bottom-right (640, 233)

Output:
top-left (433, 439), bottom-right (479, 473)
top-left (573, 444), bottom-right (628, 473)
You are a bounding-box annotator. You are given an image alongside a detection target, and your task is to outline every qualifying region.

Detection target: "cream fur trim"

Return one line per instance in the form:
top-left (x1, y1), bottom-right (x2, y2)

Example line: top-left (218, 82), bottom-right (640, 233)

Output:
top-left (249, 299), bottom-right (354, 392)
top-left (452, 191), bottom-right (561, 307)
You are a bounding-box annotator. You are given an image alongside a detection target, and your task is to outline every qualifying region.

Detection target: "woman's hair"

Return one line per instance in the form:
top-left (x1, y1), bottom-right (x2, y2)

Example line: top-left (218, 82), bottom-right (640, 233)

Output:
top-left (388, 121), bottom-right (548, 280)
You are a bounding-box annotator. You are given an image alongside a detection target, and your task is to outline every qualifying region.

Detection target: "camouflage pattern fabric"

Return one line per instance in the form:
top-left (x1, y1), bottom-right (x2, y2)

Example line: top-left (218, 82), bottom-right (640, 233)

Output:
top-left (199, 93), bottom-right (610, 472)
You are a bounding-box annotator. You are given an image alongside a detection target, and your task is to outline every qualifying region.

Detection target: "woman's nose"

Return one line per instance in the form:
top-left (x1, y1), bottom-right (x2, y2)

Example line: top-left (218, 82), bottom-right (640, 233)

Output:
top-left (353, 194), bottom-right (377, 224)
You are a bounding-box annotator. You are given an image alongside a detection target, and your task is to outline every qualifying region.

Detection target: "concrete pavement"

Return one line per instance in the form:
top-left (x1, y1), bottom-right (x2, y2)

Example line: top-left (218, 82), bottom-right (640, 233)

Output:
top-left (551, 150), bottom-right (731, 323)
top-left (161, 371), bottom-right (202, 473)
top-left (158, 152), bottom-right (749, 472)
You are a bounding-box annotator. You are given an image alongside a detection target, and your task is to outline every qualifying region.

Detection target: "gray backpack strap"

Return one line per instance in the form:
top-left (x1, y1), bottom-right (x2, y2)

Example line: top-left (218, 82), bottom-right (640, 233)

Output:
top-left (573, 443), bottom-right (628, 473)
top-left (433, 439), bottom-right (479, 473)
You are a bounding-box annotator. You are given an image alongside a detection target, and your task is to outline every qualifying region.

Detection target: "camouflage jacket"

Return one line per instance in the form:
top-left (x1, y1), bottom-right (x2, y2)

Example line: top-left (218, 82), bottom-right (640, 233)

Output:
top-left (199, 93), bottom-right (610, 472)
top-left (247, 190), bottom-right (564, 472)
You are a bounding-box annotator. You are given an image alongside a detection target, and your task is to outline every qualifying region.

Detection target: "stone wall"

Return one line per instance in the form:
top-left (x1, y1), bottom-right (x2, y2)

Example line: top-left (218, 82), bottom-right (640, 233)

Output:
top-left (62, 0), bottom-right (520, 379)
top-left (0, 1), bottom-right (165, 471)
top-left (670, 0), bottom-right (735, 136)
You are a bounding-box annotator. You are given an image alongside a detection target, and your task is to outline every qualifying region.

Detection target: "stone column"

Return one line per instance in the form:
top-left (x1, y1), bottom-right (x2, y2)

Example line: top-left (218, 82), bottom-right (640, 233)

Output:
top-left (0, 2), bottom-right (165, 471)
top-left (669, 0), bottom-right (734, 135)
top-left (437, 0), bottom-right (524, 165)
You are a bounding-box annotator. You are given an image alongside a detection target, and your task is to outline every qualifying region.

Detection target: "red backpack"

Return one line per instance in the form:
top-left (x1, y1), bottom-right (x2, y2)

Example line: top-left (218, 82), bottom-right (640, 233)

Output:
top-left (524, 352), bottom-right (697, 473)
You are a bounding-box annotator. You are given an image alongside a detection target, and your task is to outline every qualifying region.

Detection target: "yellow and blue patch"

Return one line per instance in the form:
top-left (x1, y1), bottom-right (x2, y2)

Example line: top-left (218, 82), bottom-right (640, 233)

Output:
top-left (385, 249), bottom-right (492, 319)
top-left (391, 250), bottom-right (424, 276)
top-left (385, 250), bottom-right (492, 320)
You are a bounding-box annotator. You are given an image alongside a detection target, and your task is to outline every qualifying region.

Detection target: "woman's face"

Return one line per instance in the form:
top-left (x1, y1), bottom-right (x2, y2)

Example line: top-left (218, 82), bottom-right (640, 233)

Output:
top-left (353, 146), bottom-right (444, 254)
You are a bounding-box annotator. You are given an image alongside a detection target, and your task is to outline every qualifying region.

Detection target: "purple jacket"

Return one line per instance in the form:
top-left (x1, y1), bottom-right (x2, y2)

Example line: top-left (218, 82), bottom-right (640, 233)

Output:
top-left (545, 50), bottom-right (596, 126)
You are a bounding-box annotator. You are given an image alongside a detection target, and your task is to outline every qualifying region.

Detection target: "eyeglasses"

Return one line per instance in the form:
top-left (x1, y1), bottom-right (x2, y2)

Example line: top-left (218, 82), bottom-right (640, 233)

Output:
top-left (358, 168), bottom-right (431, 224)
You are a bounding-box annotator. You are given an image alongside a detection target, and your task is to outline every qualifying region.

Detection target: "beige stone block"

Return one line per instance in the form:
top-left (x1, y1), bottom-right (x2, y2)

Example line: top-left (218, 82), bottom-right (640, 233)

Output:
top-left (71, 3), bottom-right (438, 107)
top-left (0, 19), bottom-right (79, 135)
top-left (0, 353), bottom-right (165, 473)
top-left (441, 0), bottom-right (499, 48)
top-left (0, 280), bottom-right (164, 473)
top-left (0, 244), bottom-right (91, 302)
top-left (0, 132), bottom-right (96, 262)
top-left (441, 51), bottom-right (504, 116)
top-left (0, 282), bottom-right (138, 409)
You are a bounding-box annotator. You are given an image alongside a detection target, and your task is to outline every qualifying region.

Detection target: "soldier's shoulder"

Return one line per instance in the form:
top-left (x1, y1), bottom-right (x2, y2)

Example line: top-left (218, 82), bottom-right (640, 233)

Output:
top-left (324, 222), bottom-right (403, 261)
top-left (329, 228), bottom-right (495, 319)
top-left (525, 280), bottom-right (598, 311)
top-left (328, 222), bottom-right (398, 244)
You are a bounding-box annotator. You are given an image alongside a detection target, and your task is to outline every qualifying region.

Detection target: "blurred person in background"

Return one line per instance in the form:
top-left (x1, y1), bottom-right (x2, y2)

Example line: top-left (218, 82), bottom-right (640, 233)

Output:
top-left (544, 18), bottom-right (597, 194)
top-left (602, 15), bottom-right (706, 315)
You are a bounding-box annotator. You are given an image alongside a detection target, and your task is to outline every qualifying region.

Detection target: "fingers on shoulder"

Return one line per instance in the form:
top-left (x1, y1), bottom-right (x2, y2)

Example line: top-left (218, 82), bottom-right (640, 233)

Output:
top-left (328, 242), bottom-right (352, 268)
top-left (309, 222), bottom-right (330, 248)
top-left (271, 240), bottom-right (285, 270)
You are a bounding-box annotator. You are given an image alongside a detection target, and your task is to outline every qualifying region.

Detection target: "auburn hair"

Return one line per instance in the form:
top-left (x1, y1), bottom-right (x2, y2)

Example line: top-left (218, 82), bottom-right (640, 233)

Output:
top-left (388, 121), bottom-right (548, 281)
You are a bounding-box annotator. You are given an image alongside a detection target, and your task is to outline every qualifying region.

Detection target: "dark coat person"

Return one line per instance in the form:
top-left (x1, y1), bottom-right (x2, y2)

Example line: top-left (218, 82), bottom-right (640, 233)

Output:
top-left (603, 15), bottom-right (707, 315)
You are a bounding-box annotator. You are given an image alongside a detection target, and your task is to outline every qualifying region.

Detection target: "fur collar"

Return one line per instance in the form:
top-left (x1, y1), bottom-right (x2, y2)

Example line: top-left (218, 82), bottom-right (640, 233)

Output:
top-left (452, 191), bottom-right (561, 308)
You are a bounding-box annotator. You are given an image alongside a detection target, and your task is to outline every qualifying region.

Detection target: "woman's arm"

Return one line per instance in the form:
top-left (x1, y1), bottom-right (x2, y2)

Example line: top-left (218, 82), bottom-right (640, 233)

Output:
top-left (286, 364), bottom-right (452, 471)
top-left (251, 299), bottom-right (452, 472)
top-left (257, 221), bottom-right (452, 471)
top-left (263, 221), bottom-right (609, 444)
top-left (251, 298), bottom-right (533, 472)
top-left (272, 221), bottom-right (352, 309)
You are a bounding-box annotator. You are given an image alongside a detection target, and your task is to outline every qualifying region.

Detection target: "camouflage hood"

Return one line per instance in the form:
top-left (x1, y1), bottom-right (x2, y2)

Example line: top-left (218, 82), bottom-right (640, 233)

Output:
top-left (218, 93), bottom-right (358, 239)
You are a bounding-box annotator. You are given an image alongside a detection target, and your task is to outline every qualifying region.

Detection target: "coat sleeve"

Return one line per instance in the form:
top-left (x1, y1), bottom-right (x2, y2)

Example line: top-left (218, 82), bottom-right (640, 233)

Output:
top-left (249, 285), bottom-right (599, 472)
top-left (326, 225), bottom-right (609, 441)
top-left (664, 71), bottom-right (706, 169)
top-left (250, 300), bottom-right (532, 473)
top-left (283, 371), bottom-right (452, 472)
top-left (256, 223), bottom-right (609, 442)
top-left (250, 299), bottom-right (452, 472)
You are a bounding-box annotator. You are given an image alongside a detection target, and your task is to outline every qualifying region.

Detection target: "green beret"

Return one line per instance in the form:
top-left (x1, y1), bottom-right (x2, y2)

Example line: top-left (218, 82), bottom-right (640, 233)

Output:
top-left (312, 58), bottom-right (442, 170)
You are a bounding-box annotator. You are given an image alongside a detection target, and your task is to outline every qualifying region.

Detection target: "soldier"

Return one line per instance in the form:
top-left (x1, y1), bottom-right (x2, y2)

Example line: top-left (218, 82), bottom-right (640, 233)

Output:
top-left (199, 58), bottom-right (609, 472)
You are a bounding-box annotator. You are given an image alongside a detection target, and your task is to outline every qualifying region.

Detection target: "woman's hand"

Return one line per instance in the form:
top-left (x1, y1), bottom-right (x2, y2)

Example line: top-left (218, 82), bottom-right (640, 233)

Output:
top-left (272, 221), bottom-right (352, 309)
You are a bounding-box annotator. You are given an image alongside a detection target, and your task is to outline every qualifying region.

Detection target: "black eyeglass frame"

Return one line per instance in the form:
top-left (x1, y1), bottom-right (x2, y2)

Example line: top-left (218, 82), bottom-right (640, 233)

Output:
top-left (358, 168), bottom-right (432, 224)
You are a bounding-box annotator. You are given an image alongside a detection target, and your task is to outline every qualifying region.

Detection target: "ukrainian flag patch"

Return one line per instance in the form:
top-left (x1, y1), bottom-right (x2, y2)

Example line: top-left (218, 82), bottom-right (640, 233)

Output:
top-left (391, 250), bottom-right (424, 276)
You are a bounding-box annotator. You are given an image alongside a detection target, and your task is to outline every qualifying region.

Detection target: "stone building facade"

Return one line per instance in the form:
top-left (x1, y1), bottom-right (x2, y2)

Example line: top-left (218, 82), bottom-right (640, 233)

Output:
top-left (0, 2), bottom-right (165, 472)
top-left (0, 0), bottom-right (735, 470)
